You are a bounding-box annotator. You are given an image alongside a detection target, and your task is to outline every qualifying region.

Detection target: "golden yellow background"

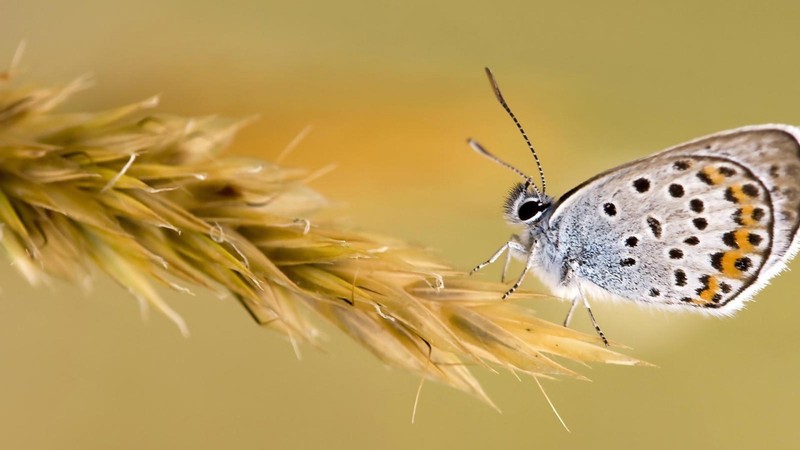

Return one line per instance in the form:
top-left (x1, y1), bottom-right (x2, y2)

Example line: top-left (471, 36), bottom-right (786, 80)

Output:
top-left (2, 1), bottom-right (800, 448)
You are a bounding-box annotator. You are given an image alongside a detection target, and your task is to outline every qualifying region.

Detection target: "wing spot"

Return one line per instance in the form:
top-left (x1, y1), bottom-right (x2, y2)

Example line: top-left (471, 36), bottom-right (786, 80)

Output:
top-left (710, 252), bottom-right (724, 271)
top-left (620, 258), bottom-right (636, 267)
top-left (625, 236), bottom-right (639, 247)
top-left (668, 183), bottom-right (685, 198)
top-left (720, 282), bottom-right (732, 294)
top-left (674, 269), bottom-right (687, 287)
top-left (696, 275), bottom-right (722, 304)
top-left (732, 208), bottom-right (745, 225)
top-left (735, 256), bottom-right (752, 272)
top-left (697, 167), bottom-right (723, 185)
top-left (693, 217), bottom-right (708, 230)
top-left (695, 274), bottom-right (710, 295)
top-left (726, 184), bottom-right (760, 204)
top-left (733, 206), bottom-right (764, 225)
top-left (647, 216), bottom-right (662, 238)
top-left (649, 288), bottom-right (661, 297)
top-left (673, 160), bottom-right (691, 171)
top-left (669, 248), bottom-right (684, 259)
top-left (633, 177), bottom-right (651, 193)
top-left (689, 199), bottom-right (704, 213)
top-left (733, 228), bottom-right (761, 252)
top-left (748, 233), bottom-right (763, 246)
top-left (603, 202), bottom-right (617, 216)
top-left (684, 236), bottom-right (700, 246)
top-left (742, 183), bottom-right (759, 198)
top-left (724, 187), bottom-right (739, 204)
top-left (722, 231), bottom-right (737, 248)
top-left (713, 251), bottom-right (751, 277)
top-left (718, 166), bottom-right (736, 177)
top-left (769, 165), bottom-right (780, 178)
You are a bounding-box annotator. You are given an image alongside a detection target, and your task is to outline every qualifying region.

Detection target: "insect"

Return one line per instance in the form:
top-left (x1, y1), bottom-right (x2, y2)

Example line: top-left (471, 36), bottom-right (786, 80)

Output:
top-left (469, 68), bottom-right (800, 346)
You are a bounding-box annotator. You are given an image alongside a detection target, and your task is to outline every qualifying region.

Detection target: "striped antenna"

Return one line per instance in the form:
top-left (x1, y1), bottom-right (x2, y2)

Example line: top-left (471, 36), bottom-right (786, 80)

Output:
top-left (467, 139), bottom-right (540, 197)
top-left (484, 67), bottom-right (547, 195)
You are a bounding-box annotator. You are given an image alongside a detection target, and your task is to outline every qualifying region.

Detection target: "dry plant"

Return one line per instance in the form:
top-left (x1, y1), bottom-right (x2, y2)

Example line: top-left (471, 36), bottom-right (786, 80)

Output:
top-left (0, 59), bottom-right (646, 409)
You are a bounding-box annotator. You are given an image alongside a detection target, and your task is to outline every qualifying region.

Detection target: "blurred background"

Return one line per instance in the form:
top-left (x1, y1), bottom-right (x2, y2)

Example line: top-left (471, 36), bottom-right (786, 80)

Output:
top-left (2, 0), bottom-right (800, 448)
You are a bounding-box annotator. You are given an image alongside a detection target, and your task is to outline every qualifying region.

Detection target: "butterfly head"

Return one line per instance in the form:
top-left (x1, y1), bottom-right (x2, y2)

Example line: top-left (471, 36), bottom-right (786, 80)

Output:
top-left (504, 182), bottom-right (553, 226)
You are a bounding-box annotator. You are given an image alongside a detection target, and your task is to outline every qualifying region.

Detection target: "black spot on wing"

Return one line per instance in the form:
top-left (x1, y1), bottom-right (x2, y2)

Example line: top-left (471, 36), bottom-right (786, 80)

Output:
top-left (647, 217), bottom-right (662, 238)
top-left (633, 178), bottom-right (650, 193)
top-left (742, 184), bottom-right (759, 198)
top-left (673, 160), bottom-right (691, 171)
top-left (735, 257), bottom-right (752, 272)
top-left (711, 252), bottom-right (724, 271)
top-left (674, 269), bottom-right (687, 287)
top-left (693, 218), bottom-right (708, 230)
top-left (722, 232), bottom-right (737, 248)
top-left (689, 199), bottom-right (704, 213)
top-left (697, 171), bottom-right (713, 185)
top-left (668, 184), bottom-right (685, 198)
top-left (696, 275), bottom-right (711, 296)
top-left (684, 236), bottom-right (700, 246)
top-left (724, 187), bottom-right (738, 203)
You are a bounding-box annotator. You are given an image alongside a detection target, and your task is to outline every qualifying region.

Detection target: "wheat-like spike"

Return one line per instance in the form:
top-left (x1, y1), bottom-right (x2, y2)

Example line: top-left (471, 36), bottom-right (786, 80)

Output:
top-left (0, 72), bottom-right (648, 407)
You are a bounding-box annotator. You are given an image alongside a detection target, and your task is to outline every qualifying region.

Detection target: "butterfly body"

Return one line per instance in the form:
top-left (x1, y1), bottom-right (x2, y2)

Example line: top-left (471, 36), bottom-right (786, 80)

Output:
top-left (500, 125), bottom-right (800, 316)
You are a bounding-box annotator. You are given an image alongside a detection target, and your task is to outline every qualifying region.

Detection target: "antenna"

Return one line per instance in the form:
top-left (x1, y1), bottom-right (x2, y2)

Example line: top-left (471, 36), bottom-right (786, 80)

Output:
top-left (483, 67), bottom-right (547, 195)
top-left (467, 139), bottom-right (540, 196)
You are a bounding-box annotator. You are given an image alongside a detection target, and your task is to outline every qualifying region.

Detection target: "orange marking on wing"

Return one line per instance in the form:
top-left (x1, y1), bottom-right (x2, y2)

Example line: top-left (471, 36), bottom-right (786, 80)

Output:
top-left (721, 250), bottom-right (745, 278)
top-left (702, 167), bottom-right (725, 185)
top-left (738, 205), bottom-right (757, 226)
top-left (688, 298), bottom-right (712, 306)
top-left (699, 276), bottom-right (720, 303)
top-left (729, 185), bottom-right (748, 204)
top-left (734, 229), bottom-right (754, 252)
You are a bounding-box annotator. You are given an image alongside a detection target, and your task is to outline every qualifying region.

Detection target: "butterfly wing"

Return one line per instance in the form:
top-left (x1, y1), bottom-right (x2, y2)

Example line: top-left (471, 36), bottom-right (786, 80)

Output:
top-left (547, 124), bottom-right (800, 312)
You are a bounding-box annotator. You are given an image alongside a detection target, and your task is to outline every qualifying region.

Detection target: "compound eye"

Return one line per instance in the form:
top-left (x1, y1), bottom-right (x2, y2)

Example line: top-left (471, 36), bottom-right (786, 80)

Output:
top-left (517, 200), bottom-right (543, 221)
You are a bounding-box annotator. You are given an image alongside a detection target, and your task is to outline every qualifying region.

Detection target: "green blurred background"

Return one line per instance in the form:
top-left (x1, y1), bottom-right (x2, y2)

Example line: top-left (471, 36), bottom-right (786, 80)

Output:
top-left (2, 1), bottom-right (800, 448)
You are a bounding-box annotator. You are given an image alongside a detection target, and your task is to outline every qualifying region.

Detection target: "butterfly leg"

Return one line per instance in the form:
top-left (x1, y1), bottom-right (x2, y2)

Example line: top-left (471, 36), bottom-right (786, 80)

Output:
top-left (560, 263), bottom-right (609, 346)
top-left (469, 242), bottom-right (510, 275)
top-left (502, 248), bottom-right (536, 300)
top-left (469, 235), bottom-right (525, 277)
top-left (500, 246), bottom-right (514, 283)
top-left (582, 296), bottom-right (609, 347)
top-left (563, 299), bottom-right (579, 328)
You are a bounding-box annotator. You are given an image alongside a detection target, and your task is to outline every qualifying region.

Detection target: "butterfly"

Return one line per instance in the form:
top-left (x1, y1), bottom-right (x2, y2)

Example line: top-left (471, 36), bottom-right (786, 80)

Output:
top-left (469, 68), bottom-right (800, 346)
